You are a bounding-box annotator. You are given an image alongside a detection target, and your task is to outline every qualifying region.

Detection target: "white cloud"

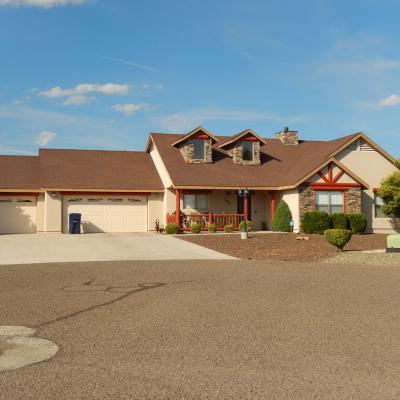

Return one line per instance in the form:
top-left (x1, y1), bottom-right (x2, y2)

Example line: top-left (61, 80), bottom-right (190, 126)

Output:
top-left (39, 83), bottom-right (130, 98)
top-left (378, 94), bottom-right (400, 107)
top-left (0, 0), bottom-right (88, 8)
top-left (112, 103), bottom-right (153, 116)
top-left (35, 130), bottom-right (56, 146)
top-left (62, 94), bottom-right (94, 106)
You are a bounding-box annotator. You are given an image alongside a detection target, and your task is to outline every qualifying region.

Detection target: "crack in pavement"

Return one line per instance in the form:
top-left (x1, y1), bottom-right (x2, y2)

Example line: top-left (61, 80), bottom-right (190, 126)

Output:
top-left (33, 282), bottom-right (166, 329)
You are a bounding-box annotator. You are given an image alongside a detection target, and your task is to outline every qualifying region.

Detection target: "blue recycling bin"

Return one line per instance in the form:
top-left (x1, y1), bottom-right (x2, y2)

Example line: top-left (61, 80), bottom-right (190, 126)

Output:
top-left (68, 213), bottom-right (81, 234)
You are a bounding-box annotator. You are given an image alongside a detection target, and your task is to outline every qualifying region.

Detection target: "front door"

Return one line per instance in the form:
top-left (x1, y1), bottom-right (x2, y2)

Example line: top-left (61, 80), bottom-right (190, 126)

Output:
top-left (237, 195), bottom-right (252, 220)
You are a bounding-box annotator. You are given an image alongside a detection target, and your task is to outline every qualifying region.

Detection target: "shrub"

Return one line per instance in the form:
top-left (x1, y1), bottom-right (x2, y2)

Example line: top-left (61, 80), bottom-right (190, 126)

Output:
top-left (272, 200), bottom-right (293, 232)
top-left (331, 213), bottom-right (348, 229)
top-left (301, 211), bottom-right (331, 234)
top-left (324, 229), bottom-right (352, 251)
top-left (239, 220), bottom-right (253, 231)
top-left (208, 223), bottom-right (217, 233)
top-left (379, 171), bottom-right (400, 218)
top-left (165, 223), bottom-right (181, 234)
top-left (191, 223), bottom-right (201, 234)
top-left (224, 224), bottom-right (234, 233)
top-left (347, 213), bottom-right (367, 234)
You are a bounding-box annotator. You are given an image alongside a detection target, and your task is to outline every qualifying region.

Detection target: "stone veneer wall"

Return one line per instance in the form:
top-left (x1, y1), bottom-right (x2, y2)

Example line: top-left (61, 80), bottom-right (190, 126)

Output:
top-left (179, 138), bottom-right (213, 163)
top-left (344, 187), bottom-right (362, 213)
top-left (232, 141), bottom-right (261, 165)
top-left (298, 185), bottom-right (362, 222)
top-left (276, 131), bottom-right (298, 145)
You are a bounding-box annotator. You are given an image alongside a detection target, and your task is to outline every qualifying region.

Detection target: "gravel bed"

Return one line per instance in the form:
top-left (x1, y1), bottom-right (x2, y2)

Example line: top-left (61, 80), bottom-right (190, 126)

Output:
top-left (180, 233), bottom-right (387, 262)
top-left (325, 251), bottom-right (400, 266)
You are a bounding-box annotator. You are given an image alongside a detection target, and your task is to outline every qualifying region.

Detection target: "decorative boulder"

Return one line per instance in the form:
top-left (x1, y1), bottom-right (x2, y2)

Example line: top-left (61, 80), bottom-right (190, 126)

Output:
top-left (387, 234), bottom-right (400, 253)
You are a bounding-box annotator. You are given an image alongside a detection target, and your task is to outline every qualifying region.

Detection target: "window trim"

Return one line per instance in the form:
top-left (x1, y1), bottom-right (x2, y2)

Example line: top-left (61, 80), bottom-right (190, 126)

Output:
top-left (374, 193), bottom-right (386, 218)
top-left (183, 193), bottom-right (208, 211)
top-left (242, 141), bottom-right (254, 162)
top-left (315, 190), bottom-right (344, 214)
top-left (191, 139), bottom-right (206, 160)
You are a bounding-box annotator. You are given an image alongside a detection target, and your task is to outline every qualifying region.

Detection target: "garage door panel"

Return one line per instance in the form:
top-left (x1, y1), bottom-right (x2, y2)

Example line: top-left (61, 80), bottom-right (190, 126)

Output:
top-left (0, 197), bottom-right (37, 234)
top-left (63, 196), bottom-right (148, 233)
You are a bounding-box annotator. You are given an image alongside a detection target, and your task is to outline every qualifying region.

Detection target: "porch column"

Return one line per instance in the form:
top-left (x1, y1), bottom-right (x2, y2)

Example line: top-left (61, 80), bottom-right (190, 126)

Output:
top-left (175, 189), bottom-right (181, 225)
top-left (244, 195), bottom-right (249, 221)
top-left (270, 192), bottom-right (276, 220)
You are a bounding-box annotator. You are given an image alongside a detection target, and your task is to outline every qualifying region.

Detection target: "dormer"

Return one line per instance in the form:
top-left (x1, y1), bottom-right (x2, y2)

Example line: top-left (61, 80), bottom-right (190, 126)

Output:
top-left (171, 127), bottom-right (218, 164)
top-left (219, 129), bottom-right (266, 165)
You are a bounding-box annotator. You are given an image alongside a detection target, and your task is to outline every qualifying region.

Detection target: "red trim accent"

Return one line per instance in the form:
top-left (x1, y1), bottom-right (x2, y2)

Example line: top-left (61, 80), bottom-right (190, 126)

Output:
top-left (60, 191), bottom-right (149, 196)
top-left (332, 169), bottom-right (345, 183)
top-left (241, 136), bottom-right (258, 142)
top-left (373, 188), bottom-right (379, 193)
top-left (310, 182), bottom-right (360, 189)
top-left (244, 196), bottom-right (249, 221)
top-left (192, 133), bottom-right (209, 140)
top-left (175, 189), bottom-right (181, 225)
top-left (312, 186), bottom-right (352, 191)
top-left (0, 192), bottom-right (40, 197)
top-left (328, 162), bottom-right (333, 183)
top-left (270, 192), bottom-right (276, 219)
top-left (317, 171), bottom-right (330, 184)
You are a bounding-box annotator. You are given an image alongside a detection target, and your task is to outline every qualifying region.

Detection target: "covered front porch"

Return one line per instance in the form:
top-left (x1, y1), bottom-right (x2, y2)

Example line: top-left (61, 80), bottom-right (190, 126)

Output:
top-left (167, 188), bottom-right (281, 231)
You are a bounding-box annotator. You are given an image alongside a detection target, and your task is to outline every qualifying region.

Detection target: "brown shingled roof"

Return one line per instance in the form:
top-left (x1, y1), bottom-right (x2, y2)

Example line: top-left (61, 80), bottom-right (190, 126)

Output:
top-left (0, 156), bottom-right (41, 190)
top-left (150, 132), bottom-right (361, 189)
top-left (39, 149), bottom-right (163, 190)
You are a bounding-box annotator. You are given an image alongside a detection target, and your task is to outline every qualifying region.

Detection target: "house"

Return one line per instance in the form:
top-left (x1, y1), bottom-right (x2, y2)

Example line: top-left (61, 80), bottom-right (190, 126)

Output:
top-left (0, 127), bottom-right (398, 234)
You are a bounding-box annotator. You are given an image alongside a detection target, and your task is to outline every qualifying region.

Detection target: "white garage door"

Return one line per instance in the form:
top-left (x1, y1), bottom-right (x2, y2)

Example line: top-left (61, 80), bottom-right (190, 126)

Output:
top-left (63, 195), bottom-right (148, 233)
top-left (0, 197), bottom-right (37, 234)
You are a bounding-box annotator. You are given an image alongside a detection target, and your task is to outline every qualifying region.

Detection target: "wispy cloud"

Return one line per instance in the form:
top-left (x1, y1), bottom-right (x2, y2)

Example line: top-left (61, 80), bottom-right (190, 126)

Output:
top-left (112, 103), bottom-right (153, 116)
top-left (378, 94), bottom-right (400, 107)
top-left (0, 0), bottom-right (88, 8)
top-left (62, 94), bottom-right (95, 106)
top-left (35, 130), bottom-right (56, 146)
top-left (160, 109), bottom-right (310, 131)
top-left (39, 83), bottom-right (130, 98)
top-left (93, 54), bottom-right (157, 72)
top-left (0, 144), bottom-right (35, 155)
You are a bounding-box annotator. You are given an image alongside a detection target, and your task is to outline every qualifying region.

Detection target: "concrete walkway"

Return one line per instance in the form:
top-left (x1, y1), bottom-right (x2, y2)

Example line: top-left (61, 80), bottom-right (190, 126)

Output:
top-left (0, 233), bottom-right (235, 265)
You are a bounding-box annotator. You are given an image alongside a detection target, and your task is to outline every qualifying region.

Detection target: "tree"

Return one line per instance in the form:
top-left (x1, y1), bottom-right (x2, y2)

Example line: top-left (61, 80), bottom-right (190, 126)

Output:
top-left (395, 159), bottom-right (400, 169)
top-left (272, 200), bottom-right (293, 232)
top-left (379, 171), bottom-right (400, 218)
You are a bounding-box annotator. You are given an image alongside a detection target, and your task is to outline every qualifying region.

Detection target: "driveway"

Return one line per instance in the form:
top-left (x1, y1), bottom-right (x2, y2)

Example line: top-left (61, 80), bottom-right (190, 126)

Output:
top-left (1, 260), bottom-right (400, 399)
top-left (0, 233), bottom-right (235, 265)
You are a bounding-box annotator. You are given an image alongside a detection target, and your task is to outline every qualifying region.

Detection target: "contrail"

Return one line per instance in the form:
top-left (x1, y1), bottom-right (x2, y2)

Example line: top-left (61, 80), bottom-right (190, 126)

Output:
top-left (93, 54), bottom-right (157, 72)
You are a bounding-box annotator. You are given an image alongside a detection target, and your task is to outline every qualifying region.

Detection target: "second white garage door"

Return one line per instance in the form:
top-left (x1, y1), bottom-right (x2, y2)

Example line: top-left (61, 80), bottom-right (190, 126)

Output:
top-left (63, 195), bottom-right (148, 233)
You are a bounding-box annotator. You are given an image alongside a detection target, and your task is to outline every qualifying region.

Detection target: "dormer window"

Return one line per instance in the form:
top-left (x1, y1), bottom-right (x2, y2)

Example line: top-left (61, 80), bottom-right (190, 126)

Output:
top-left (192, 139), bottom-right (205, 160)
top-left (171, 127), bottom-right (218, 164)
top-left (242, 141), bottom-right (254, 162)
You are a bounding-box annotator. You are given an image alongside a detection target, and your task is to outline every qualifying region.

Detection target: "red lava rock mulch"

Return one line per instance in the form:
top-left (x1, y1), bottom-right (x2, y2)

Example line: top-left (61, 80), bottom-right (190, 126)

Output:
top-left (180, 233), bottom-right (388, 262)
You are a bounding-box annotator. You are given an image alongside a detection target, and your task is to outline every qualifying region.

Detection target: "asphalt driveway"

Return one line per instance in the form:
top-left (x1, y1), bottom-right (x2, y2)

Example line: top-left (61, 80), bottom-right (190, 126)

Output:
top-left (1, 260), bottom-right (400, 399)
top-left (0, 233), bottom-right (234, 265)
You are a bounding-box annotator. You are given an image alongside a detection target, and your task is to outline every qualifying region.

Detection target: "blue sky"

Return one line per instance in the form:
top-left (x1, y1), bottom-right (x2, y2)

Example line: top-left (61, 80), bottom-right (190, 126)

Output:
top-left (0, 0), bottom-right (399, 157)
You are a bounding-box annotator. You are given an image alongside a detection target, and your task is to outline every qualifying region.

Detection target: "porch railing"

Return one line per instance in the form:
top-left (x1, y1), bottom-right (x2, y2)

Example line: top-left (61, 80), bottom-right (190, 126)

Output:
top-left (166, 213), bottom-right (245, 231)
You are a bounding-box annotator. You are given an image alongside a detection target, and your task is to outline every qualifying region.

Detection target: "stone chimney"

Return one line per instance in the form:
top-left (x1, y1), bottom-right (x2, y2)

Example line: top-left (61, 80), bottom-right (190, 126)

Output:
top-left (276, 127), bottom-right (298, 145)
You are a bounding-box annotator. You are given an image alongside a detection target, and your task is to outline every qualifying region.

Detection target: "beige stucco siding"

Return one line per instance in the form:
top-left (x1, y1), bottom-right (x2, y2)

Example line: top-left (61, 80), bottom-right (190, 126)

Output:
top-left (44, 191), bottom-right (62, 233)
top-left (281, 189), bottom-right (300, 233)
top-left (150, 148), bottom-right (172, 188)
top-left (147, 193), bottom-right (164, 231)
top-left (336, 148), bottom-right (398, 233)
top-left (36, 193), bottom-right (45, 232)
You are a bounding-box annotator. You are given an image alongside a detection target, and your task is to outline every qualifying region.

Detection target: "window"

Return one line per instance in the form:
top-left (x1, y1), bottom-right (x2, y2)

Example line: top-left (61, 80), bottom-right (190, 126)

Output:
top-left (242, 141), bottom-right (254, 162)
top-left (192, 139), bottom-right (205, 160)
top-left (183, 194), bottom-right (208, 211)
top-left (16, 199), bottom-right (33, 203)
top-left (375, 194), bottom-right (386, 218)
top-left (316, 191), bottom-right (343, 214)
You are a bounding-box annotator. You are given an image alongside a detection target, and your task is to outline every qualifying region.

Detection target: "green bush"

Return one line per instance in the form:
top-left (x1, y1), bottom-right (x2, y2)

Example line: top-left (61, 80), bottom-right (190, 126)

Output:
top-left (239, 220), bottom-right (253, 231)
top-left (224, 224), bottom-right (234, 233)
top-left (347, 213), bottom-right (367, 234)
top-left (165, 223), bottom-right (181, 234)
top-left (191, 223), bottom-right (201, 234)
top-left (324, 229), bottom-right (352, 251)
top-left (208, 223), bottom-right (217, 233)
top-left (331, 213), bottom-right (348, 229)
top-left (301, 211), bottom-right (331, 234)
top-left (272, 200), bottom-right (293, 232)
